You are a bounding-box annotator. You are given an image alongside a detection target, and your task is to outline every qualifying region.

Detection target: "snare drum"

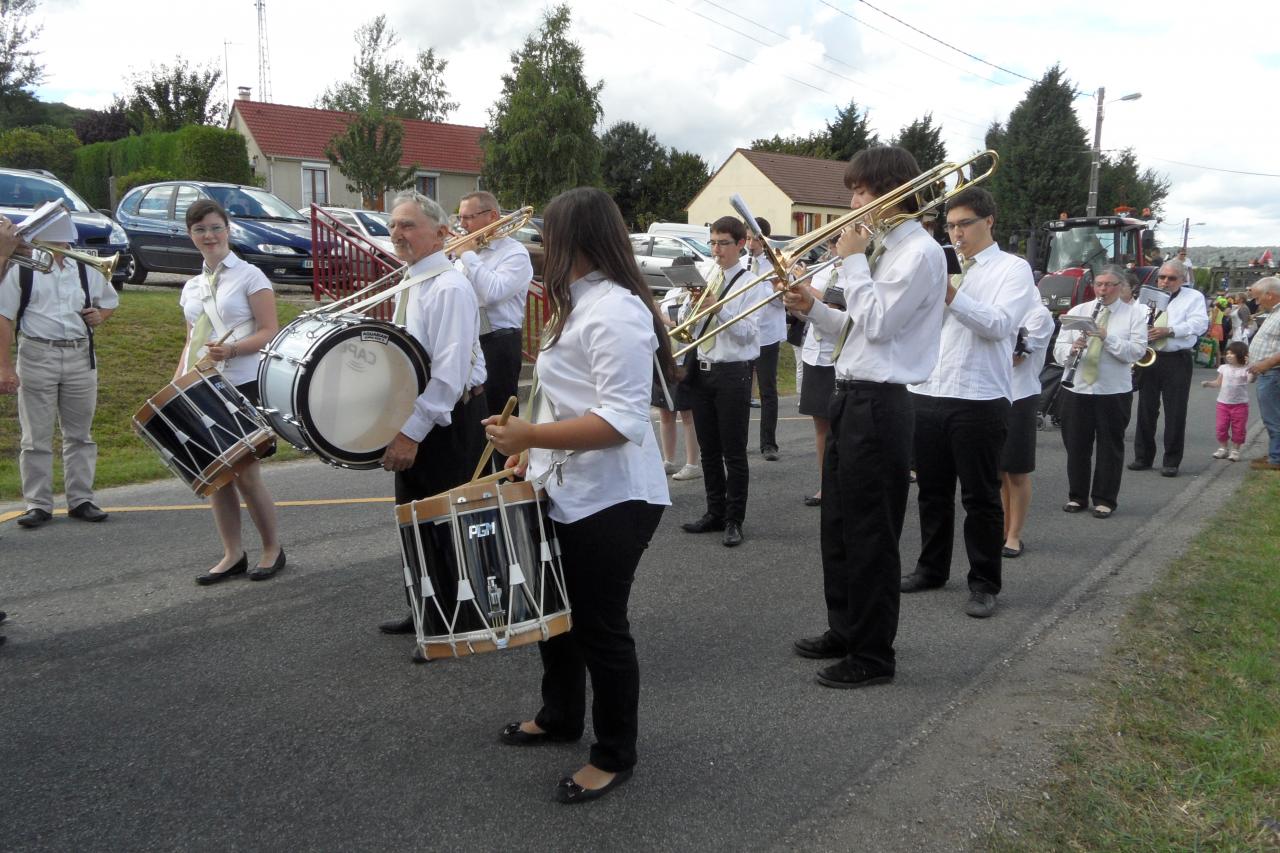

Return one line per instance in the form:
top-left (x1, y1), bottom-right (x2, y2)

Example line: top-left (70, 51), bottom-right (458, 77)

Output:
top-left (258, 314), bottom-right (430, 469)
top-left (133, 367), bottom-right (275, 497)
top-left (396, 479), bottom-right (571, 661)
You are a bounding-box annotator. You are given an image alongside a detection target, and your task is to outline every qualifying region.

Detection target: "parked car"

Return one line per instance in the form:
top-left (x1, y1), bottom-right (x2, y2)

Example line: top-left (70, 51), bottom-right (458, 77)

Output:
top-left (315, 206), bottom-right (394, 255)
top-left (631, 233), bottom-right (712, 292)
top-left (0, 167), bottom-right (132, 286)
top-left (115, 181), bottom-right (313, 284)
top-left (648, 221), bottom-right (710, 242)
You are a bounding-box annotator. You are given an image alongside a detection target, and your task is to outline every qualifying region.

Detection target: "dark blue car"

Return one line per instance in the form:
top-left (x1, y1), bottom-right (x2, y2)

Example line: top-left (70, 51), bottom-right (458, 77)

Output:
top-left (0, 167), bottom-right (132, 286)
top-left (116, 181), bottom-right (313, 284)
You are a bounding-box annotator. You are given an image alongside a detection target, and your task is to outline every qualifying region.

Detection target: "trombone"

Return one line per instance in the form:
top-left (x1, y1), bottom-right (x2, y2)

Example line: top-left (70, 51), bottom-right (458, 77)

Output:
top-left (668, 151), bottom-right (1000, 357)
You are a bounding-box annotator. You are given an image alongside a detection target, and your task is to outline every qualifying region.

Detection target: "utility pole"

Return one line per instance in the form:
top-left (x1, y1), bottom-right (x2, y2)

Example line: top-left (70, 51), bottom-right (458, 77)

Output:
top-left (1086, 87), bottom-right (1104, 218)
top-left (256, 0), bottom-right (272, 103)
top-left (1182, 217), bottom-right (1190, 252)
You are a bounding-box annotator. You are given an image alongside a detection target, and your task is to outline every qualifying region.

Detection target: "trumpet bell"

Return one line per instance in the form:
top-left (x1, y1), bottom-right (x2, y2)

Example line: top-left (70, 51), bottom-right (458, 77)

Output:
top-left (30, 241), bottom-right (121, 282)
top-left (1135, 347), bottom-right (1157, 368)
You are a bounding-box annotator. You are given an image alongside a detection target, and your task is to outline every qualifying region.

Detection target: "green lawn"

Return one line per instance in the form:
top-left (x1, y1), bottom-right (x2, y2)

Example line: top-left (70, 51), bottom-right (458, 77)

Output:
top-left (987, 471), bottom-right (1280, 850)
top-left (1, 291), bottom-right (303, 502)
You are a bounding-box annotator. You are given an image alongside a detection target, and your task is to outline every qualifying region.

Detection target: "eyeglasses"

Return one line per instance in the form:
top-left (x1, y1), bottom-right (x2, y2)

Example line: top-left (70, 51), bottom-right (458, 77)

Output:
top-left (707, 239), bottom-right (737, 248)
top-left (1094, 279), bottom-right (1120, 288)
top-left (1156, 274), bottom-right (1181, 282)
top-left (191, 225), bottom-right (227, 236)
top-left (457, 209), bottom-right (494, 222)
top-left (945, 217), bottom-right (983, 232)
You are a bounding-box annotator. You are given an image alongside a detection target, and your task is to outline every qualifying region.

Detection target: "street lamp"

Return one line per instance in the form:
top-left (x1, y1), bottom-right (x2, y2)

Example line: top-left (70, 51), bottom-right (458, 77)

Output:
top-left (1086, 88), bottom-right (1142, 217)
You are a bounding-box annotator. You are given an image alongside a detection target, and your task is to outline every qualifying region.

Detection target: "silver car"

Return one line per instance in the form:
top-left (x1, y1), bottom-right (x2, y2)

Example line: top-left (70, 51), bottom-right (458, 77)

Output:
top-left (631, 233), bottom-right (713, 292)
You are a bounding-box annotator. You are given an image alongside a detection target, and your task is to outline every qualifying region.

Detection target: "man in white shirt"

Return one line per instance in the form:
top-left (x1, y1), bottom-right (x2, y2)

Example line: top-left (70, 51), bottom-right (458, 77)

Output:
top-left (900, 186), bottom-right (1039, 619)
top-left (378, 191), bottom-right (487, 637)
top-left (785, 146), bottom-right (946, 688)
top-left (0, 221), bottom-right (117, 528)
top-left (680, 215), bottom-right (759, 547)
top-left (454, 191), bottom-right (533, 436)
top-left (746, 217), bottom-right (784, 461)
top-left (1054, 265), bottom-right (1148, 516)
top-left (1129, 260), bottom-right (1209, 476)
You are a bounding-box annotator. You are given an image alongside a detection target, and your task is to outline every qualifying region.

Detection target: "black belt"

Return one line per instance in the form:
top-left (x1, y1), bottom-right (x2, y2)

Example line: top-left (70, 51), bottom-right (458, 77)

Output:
top-left (1155, 348), bottom-right (1192, 358)
top-left (696, 359), bottom-right (749, 371)
top-left (481, 328), bottom-right (521, 340)
top-left (22, 336), bottom-right (87, 348)
top-left (835, 378), bottom-right (904, 394)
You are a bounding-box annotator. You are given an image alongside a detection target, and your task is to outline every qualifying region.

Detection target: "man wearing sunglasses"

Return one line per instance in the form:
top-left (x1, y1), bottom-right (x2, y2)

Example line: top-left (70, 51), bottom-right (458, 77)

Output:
top-left (1129, 260), bottom-right (1209, 477)
top-left (454, 191), bottom-right (533, 455)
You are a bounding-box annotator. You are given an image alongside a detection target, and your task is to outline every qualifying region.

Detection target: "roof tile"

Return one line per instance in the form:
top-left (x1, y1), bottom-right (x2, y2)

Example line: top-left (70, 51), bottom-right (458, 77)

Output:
top-left (738, 148), bottom-right (849, 208)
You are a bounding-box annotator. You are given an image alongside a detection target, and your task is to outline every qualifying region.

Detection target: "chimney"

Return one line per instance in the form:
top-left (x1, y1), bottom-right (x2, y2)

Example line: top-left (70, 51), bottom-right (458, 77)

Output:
top-left (237, 86), bottom-right (252, 100)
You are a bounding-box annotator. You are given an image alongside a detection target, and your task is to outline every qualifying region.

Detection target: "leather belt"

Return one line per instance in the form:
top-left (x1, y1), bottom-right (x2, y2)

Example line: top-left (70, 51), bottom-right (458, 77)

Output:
top-left (835, 378), bottom-right (904, 394)
top-left (697, 359), bottom-right (749, 372)
top-left (480, 328), bottom-right (521, 339)
top-left (22, 336), bottom-right (87, 348)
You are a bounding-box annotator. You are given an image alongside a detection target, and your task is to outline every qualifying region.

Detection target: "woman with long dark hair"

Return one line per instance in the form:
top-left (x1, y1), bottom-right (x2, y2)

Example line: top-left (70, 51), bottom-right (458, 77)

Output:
top-left (483, 187), bottom-right (673, 804)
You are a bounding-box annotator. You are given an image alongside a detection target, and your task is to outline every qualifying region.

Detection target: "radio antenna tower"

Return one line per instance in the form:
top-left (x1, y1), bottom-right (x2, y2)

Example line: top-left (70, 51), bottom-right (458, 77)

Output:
top-left (256, 0), bottom-right (273, 102)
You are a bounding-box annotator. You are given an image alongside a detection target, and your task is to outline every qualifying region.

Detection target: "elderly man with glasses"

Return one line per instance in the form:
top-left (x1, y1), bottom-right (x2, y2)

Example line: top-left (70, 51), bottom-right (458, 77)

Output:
top-left (1245, 277), bottom-right (1280, 471)
top-left (1128, 260), bottom-right (1209, 477)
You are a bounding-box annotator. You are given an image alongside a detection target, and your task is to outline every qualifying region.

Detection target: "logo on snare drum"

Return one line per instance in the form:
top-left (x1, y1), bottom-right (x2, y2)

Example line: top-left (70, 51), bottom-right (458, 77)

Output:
top-left (468, 521), bottom-right (497, 539)
top-left (342, 341), bottom-right (379, 372)
top-left (360, 331), bottom-right (390, 345)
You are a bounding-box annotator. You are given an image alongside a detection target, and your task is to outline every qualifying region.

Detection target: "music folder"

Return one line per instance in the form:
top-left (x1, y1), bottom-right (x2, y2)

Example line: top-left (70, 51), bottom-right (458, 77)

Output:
top-left (662, 264), bottom-right (708, 290)
top-left (1059, 315), bottom-right (1100, 334)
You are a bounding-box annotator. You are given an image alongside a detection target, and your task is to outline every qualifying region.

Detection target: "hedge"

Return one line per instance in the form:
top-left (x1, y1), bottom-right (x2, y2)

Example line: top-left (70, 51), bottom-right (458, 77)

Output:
top-left (71, 125), bottom-right (253, 208)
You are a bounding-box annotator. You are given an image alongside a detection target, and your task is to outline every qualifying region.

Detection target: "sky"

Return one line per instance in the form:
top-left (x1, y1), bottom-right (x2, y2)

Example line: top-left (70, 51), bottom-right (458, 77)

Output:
top-left (31, 0), bottom-right (1280, 248)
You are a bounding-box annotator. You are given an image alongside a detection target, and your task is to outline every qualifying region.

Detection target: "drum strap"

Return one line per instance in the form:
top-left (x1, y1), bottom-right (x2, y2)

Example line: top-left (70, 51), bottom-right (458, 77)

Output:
top-left (186, 267), bottom-right (254, 372)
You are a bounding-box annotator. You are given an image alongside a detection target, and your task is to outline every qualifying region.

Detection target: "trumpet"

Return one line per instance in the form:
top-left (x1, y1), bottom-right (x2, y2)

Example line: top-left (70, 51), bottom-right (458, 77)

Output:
top-left (668, 150), bottom-right (1000, 355)
top-left (10, 240), bottom-right (121, 281)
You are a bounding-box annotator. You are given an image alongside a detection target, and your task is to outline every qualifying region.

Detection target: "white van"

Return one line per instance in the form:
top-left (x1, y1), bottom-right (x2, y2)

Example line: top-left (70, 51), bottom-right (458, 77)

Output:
top-left (648, 221), bottom-right (710, 242)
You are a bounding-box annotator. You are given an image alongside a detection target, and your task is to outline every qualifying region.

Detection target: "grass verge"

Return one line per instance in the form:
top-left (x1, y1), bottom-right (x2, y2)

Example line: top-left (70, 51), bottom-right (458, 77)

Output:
top-left (1, 291), bottom-right (303, 502)
top-left (986, 471), bottom-right (1280, 850)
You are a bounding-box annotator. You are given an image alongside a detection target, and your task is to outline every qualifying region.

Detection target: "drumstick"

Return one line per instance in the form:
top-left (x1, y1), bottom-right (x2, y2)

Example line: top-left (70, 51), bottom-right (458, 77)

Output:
top-left (470, 395), bottom-right (519, 483)
top-left (194, 329), bottom-right (238, 371)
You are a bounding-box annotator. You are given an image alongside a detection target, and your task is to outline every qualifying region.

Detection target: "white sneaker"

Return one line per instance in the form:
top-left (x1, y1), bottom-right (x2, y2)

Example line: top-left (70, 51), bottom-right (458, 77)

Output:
top-left (1228, 449), bottom-right (1241, 462)
top-left (1212, 447), bottom-right (1229, 459)
top-left (663, 460), bottom-right (681, 475)
top-left (671, 464), bottom-right (703, 481)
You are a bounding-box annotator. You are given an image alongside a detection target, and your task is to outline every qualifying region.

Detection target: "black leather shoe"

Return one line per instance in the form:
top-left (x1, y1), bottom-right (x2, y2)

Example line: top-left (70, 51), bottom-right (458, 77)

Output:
top-left (67, 502), bottom-right (108, 522)
top-left (793, 631), bottom-right (844, 659)
top-left (16, 508), bottom-right (52, 528)
top-left (803, 494), bottom-right (822, 507)
top-left (379, 615), bottom-right (415, 634)
top-left (1001, 542), bottom-right (1023, 558)
top-left (0, 611), bottom-right (7, 625)
top-left (762, 446), bottom-right (780, 461)
top-left (499, 722), bottom-right (581, 746)
top-left (964, 591), bottom-right (997, 618)
top-left (681, 514), bottom-right (725, 534)
top-left (1127, 461), bottom-right (1152, 471)
top-left (900, 572), bottom-right (944, 593)
top-left (195, 553), bottom-right (248, 585)
top-left (553, 768), bottom-right (634, 804)
top-left (1160, 466), bottom-right (1179, 477)
top-left (722, 521), bottom-right (743, 547)
top-left (248, 549), bottom-right (286, 580)
top-left (816, 659), bottom-right (894, 689)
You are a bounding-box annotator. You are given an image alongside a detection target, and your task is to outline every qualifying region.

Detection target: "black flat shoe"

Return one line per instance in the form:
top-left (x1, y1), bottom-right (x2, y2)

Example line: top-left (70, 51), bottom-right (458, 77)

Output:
top-left (816, 659), bottom-right (894, 689)
top-left (67, 502), bottom-right (108, 522)
top-left (195, 553), bottom-right (248, 585)
top-left (1001, 542), bottom-right (1023, 558)
top-left (499, 722), bottom-right (580, 746)
top-left (1091, 506), bottom-right (1114, 519)
top-left (249, 549), bottom-right (286, 580)
top-left (1127, 461), bottom-right (1151, 471)
top-left (722, 521), bottom-right (743, 547)
top-left (16, 508), bottom-right (52, 528)
top-left (379, 616), bottom-right (415, 634)
top-left (803, 494), bottom-right (822, 507)
top-left (553, 768), bottom-right (634, 804)
top-left (1062, 501), bottom-right (1085, 513)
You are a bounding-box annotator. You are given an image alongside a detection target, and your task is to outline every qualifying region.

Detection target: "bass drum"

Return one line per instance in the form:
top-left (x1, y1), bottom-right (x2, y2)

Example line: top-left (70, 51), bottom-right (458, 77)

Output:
top-left (258, 314), bottom-right (430, 469)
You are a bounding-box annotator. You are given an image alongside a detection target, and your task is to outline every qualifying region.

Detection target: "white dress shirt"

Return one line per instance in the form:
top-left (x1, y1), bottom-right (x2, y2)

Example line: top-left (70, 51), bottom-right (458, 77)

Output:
top-left (800, 263), bottom-right (838, 368)
top-left (748, 252), bottom-right (787, 347)
top-left (910, 242), bottom-right (1039, 401)
top-left (802, 219), bottom-right (946, 385)
top-left (178, 253), bottom-right (271, 386)
top-left (1156, 285), bottom-right (1210, 352)
top-left (0, 257), bottom-right (118, 341)
top-left (457, 236), bottom-right (533, 332)
top-left (1052, 297), bottom-right (1148, 395)
top-left (1011, 302), bottom-right (1055, 402)
top-left (527, 272), bottom-right (670, 524)
top-left (686, 259), bottom-right (759, 363)
top-left (395, 251), bottom-right (487, 442)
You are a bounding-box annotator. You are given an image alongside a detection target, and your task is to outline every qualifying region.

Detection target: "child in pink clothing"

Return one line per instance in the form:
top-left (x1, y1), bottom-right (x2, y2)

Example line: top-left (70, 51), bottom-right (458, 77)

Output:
top-left (1201, 341), bottom-right (1254, 461)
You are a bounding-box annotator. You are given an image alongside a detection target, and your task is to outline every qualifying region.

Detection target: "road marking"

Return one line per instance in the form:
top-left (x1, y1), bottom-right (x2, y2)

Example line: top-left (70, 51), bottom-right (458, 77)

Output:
top-left (0, 496), bottom-right (395, 525)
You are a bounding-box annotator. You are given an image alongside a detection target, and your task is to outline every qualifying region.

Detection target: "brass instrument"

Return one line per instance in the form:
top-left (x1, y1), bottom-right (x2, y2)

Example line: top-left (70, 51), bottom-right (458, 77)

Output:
top-left (13, 241), bottom-right (121, 280)
top-left (1135, 346), bottom-right (1157, 368)
top-left (668, 151), bottom-right (1000, 356)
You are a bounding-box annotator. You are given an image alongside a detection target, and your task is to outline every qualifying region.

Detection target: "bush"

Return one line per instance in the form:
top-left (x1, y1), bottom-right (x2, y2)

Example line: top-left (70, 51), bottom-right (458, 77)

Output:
top-left (0, 125), bottom-right (81, 179)
top-left (117, 167), bottom-right (176, 196)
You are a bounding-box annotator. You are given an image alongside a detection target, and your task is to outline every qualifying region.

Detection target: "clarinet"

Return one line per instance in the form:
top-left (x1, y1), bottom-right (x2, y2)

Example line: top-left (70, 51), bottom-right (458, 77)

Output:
top-left (1060, 299), bottom-right (1105, 389)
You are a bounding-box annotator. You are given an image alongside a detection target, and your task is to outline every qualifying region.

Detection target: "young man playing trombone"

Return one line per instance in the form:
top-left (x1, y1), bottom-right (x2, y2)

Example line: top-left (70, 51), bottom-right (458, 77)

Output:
top-left (784, 146), bottom-right (948, 688)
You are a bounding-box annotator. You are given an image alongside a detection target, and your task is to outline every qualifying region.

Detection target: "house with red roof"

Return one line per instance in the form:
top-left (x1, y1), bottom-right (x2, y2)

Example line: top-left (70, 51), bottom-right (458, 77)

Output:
top-left (687, 149), bottom-right (850, 236)
top-left (228, 92), bottom-right (484, 213)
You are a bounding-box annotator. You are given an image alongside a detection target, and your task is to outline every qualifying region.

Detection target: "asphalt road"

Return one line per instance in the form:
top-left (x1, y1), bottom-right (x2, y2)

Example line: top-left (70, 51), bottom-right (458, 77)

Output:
top-left (0, 379), bottom-right (1243, 851)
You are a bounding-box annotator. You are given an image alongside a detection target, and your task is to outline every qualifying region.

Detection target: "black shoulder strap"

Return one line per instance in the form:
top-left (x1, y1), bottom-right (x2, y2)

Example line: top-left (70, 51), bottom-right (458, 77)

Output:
top-left (77, 262), bottom-right (97, 370)
top-left (16, 265), bottom-right (34, 335)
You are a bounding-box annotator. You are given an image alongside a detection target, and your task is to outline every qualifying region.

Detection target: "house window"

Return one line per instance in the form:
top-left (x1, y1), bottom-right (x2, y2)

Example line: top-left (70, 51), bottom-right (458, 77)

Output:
top-left (415, 173), bottom-right (439, 200)
top-left (302, 164), bottom-right (329, 206)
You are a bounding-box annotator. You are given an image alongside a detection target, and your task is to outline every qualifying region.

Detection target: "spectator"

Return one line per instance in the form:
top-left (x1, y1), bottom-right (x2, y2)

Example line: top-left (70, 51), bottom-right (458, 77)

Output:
top-left (1201, 341), bottom-right (1253, 462)
top-left (1245, 277), bottom-right (1280, 470)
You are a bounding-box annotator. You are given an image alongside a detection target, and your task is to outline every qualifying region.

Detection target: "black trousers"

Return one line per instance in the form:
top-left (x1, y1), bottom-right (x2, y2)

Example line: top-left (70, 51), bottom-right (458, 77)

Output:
top-left (1060, 390), bottom-right (1132, 510)
top-left (820, 382), bottom-right (912, 672)
top-left (912, 394), bottom-right (1009, 595)
top-left (480, 328), bottom-right (523, 469)
top-left (1133, 349), bottom-right (1193, 469)
top-left (687, 361), bottom-right (752, 523)
top-left (393, 391), bottom-right (488, 503)
top-left (534, 500), bottom-right (664, 773)
top-left (753, 341), bottom-right (780, 451)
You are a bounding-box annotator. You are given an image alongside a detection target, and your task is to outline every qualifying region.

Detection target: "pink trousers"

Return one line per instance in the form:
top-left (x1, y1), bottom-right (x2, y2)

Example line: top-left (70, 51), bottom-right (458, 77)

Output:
top-left (1216, 401), bottom-right (1248, 445)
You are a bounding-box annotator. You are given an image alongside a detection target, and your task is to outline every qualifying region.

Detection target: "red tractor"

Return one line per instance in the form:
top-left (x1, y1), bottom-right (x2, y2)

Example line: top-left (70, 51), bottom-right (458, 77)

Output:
top-left (1026, 214), bottom-right (1160, 315)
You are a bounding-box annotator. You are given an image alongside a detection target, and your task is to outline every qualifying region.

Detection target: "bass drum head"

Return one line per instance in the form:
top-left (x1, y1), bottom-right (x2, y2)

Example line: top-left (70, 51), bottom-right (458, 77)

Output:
top-left (298, 321), bottom-right (430, 468)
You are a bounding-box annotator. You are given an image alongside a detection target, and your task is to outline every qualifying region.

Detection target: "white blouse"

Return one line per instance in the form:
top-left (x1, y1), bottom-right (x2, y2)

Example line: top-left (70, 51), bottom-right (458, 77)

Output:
top-left (179, 253), bottom-right (273, 386)
top-left (527, 272), bottom-right (671, 524)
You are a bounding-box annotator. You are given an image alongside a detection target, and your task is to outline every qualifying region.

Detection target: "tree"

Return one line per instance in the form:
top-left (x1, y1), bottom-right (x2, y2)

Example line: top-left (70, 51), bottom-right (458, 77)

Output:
top-left (317, 15), bottom-right (458, 122)
top-left (645, 149), bottom-right (709, 227)
top-left (324, 111), bottom-right (416, 209)
top-left (826, 98), bottom-right (877, 161)
top-left (0, 0), bottom-right (44, 120)
top-left (891, 113), bottom-right (946, 171)
top-left (600, 121), bottom-right (665, 228)
top-left (0, 124), bottom-right (79, 177)
top-left (482, 5), bottom-right (603, 208)
top-left (749, 131), bottom-right (831, 158)
top-left (984, 120), bottom-right (1005, 153)
top-left (117, 59), bottom-right (226, 133)
top-left (984, 65), bottom-right (1090, 245)
top-left (73, 106), bottom-right (131, 145)
top-left (1096, 147), bottom-right (1170, 218)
